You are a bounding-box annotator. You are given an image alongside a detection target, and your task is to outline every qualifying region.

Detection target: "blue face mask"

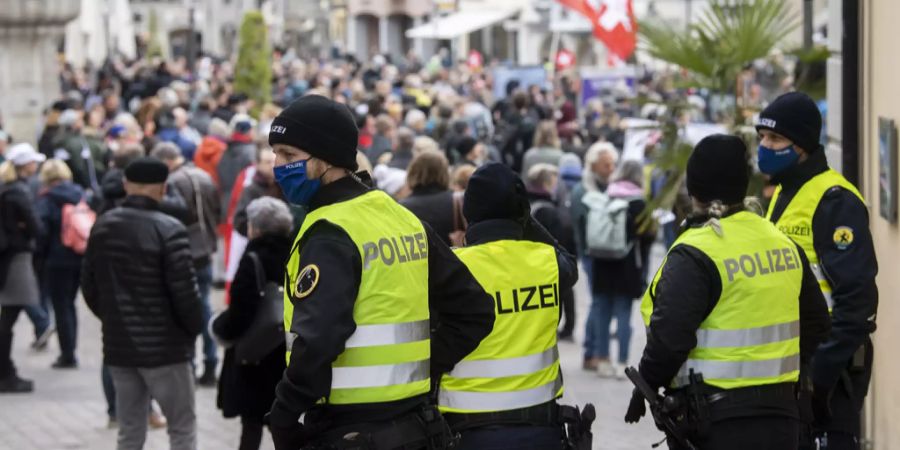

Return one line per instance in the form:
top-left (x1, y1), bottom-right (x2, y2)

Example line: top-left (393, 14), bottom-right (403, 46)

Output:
top-left (757, 144), bottom-right (800, 175)
top-left (274, 159), bottom-right (321, 206)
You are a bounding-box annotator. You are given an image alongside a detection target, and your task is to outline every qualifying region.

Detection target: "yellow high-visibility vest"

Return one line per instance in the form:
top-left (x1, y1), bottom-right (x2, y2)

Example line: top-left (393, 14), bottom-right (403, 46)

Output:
top-left (439, 240), bottom-right (562, 413)
top-left (284, 190), bottom-right (430, 405)
top-left (641, 212), bottom-right (802, 390)
top-left (766, 169), bottom-right (864, 310)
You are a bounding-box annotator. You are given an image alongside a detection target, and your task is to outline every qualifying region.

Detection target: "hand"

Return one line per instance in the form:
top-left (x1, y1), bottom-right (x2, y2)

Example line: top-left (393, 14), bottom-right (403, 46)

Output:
top-left (266, 415), bottom-right (307, 450)
top-left (811, 384), bottom-right (833, 427)
top-left (624, 388), bottom-right (647, 424)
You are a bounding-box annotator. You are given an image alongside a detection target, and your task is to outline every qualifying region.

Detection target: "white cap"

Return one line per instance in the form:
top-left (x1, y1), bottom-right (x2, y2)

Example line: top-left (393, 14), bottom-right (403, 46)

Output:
top-left (6, 143), bottom-right (46, 166)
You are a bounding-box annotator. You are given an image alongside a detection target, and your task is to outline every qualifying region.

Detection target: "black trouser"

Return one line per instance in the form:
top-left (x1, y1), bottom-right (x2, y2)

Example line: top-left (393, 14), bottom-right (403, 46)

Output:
top-left (0, 306), bottom-right (24, 378)
top-left (239, 415), bottom-right (265, 450)
top-left (558, 287), bottom-right (575, 337)
top-left (47, 266), bottom-right (80, 362)
top-left (814, 338), bottom-right (874, 450)
top-left (668, 416), bottom-right (799, 450)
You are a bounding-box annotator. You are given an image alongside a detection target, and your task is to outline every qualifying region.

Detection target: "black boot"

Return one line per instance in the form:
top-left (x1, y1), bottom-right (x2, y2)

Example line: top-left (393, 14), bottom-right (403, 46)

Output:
top-left (197, 361), bottom-right (217, 387)
top-left (0, 331), bottom-right (33, 394)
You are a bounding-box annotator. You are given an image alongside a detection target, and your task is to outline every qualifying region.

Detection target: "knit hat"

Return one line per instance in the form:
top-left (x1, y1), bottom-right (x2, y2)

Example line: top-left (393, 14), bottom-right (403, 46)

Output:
top-left (268, 95), bottom-right (359, 171)
top-left (124, 157), bottom-right (169, 184)
top-left (463, 163), bottom-right (529, 224)
top-left (756, 91), bottom-right (822, 152)
top-left (686, 134), bottom-right (750, 204)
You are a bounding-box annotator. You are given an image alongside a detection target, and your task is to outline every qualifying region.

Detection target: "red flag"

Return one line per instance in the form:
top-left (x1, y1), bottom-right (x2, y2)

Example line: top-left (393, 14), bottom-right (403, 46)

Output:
top-left (557, 0), bottom-right (637, 61)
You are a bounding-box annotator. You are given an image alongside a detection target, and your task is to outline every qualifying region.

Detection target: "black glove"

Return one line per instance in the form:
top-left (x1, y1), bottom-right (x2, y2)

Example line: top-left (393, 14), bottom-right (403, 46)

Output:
top-left (624, 388), bottom-right (647, 424)
top-left (811, 384), bottom-right (833, 427)
top-left (266, 413), bottom-right (307, 450)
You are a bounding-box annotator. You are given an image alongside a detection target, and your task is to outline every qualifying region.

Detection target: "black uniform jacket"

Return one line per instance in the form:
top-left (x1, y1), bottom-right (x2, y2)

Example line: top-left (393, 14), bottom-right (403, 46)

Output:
top-left (638, 209), bottom-right (831, 408)
top-left (269, 175), bottom-right (495, 428)
top-left (768, 150), bottom-right (878, 390)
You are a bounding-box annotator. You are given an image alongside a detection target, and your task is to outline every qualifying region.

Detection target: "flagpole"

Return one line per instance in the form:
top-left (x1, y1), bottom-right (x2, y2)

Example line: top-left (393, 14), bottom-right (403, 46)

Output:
top-left (548, 31), bottom-right (560, 77)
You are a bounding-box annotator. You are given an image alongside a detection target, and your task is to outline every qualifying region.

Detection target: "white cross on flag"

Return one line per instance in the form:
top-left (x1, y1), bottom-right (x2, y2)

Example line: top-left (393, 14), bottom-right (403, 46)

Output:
top-left (556, 0), bottom-right (637, 62)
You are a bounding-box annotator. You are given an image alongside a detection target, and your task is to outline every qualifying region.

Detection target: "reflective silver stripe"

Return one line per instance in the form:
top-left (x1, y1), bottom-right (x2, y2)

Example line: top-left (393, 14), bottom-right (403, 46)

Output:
top-left (286, 332), bottom-right (297, 351)
top-left (673, 354), bottom-right (800, 387)
top-left (449, 346), bottom-right (559, 379)
top-left (438, 374), bottom-right (562, 411)
top-left (344, 320), bottom-right (430, 348)
top-left (822, 290), bottom-right (834, 310)
top-left (331, 360), bottom-right (430, 389)
top-left (810, 264), bottom-right (835, 310)
top-left (695, 321), bottom-right (800, 349)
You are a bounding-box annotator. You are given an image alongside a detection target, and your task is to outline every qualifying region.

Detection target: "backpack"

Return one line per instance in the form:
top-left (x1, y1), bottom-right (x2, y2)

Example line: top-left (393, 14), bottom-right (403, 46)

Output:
top-left (61, 199), bottom-right (96, 255)
top-left (582, 190), bottom-right (633, 260)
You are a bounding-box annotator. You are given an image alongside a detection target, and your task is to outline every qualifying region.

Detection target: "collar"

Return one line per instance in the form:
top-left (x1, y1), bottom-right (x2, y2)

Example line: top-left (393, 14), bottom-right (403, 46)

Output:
top-left (411, 184), bottom-right (447, 196)
top-left (308, 172), bottom-right (373, 211)
top-left (122, 195), bottom-right (161, 210)
top-left (465, 219), bottom-right (524, 246)
top-left (771, 149), bottom-right (829, 190)
top-left (230, 132), bottom-right (253, 143)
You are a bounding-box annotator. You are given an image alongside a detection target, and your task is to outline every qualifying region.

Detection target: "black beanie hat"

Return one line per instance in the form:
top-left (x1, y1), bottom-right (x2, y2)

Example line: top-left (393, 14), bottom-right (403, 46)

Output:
top-left (124, 157), bottom-right (169, 184)
top-left (268, 95), bottom-right (359, 171)
top-left (456, 136), bottom-right (478, 157)
top-left (756, 91), bottom-right (822, 152)
top-left (463, 163), bottom-right (530, 224)
top-left (686, 134), bottom-right (750, 205)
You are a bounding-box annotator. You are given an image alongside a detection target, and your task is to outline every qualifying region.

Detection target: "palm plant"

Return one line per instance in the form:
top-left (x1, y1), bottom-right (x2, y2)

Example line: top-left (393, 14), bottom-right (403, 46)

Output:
top-left (234, 11), bottom-right (273, 118)
top-left (637, 0), bottom-right (800, 220)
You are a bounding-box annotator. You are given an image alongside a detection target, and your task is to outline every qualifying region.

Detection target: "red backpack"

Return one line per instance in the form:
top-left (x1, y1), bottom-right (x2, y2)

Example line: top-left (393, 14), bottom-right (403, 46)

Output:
top-left (61, 200), bottom-right (96, 255)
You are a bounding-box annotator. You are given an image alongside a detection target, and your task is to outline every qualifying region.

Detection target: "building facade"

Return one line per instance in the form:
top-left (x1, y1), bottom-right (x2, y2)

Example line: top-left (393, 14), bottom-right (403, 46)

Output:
top-left (858, 0), bottom-right (900, 447)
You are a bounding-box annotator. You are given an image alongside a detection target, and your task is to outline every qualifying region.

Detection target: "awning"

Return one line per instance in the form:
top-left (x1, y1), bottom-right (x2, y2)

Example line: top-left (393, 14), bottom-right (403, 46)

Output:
top-left (405, 9), bottom-right (520, 40)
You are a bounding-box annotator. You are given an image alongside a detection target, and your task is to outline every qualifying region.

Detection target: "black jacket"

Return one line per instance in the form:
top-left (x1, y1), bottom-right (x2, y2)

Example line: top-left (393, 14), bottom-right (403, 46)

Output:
top-left (638, 210), bottom-right (831, 418)
top-left (400, 186), bottom-right (455, 247)
top-left (35, 181), bottom-right (85, 269)
top-left (215, 234), bottom-right (290, 419)
top-left (269, 176), bottom-right (495, 429)
top-left (81, 195), bottom-right (203, 368)
top-left (0, 179), bottom-right (43, 288)
top-left (768, 150), bottom-right (878, 390)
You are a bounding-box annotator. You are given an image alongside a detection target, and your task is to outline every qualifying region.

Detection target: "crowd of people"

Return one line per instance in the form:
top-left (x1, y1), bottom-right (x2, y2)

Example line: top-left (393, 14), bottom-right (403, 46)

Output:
top-left (0, 47), bottom-right (808, 449)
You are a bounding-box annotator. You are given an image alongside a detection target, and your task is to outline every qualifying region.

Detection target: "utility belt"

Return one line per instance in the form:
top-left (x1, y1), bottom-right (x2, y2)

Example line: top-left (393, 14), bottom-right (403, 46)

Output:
top-left (444, 401), bottom-right (559, 431)
top-left (444, 401), bottom-right (596, 450)
top-left (664, 380), bottom-right (798, 442)
top-left (302, 405), bottom-right (456, 450)
top-left (705, 382), bottom-right (798, 417)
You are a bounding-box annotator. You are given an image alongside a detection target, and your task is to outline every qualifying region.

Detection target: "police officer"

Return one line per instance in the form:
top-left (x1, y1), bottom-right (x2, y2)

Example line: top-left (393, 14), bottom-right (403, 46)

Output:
top-left (624, 135), bottom-right (831, 449)
top-left (756, 92), bottom-right (878, 450)
top-left (438, 163), bottom-right (581, 449)
top-left (265, 95), bottom-right (496, 450)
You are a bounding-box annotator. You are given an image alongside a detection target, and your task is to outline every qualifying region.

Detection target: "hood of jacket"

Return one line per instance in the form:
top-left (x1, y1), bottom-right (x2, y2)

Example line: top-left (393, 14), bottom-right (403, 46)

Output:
top-left (44, 181), bottom-right (84, 205)
top-left (607, 180), bottom-right (643, 198)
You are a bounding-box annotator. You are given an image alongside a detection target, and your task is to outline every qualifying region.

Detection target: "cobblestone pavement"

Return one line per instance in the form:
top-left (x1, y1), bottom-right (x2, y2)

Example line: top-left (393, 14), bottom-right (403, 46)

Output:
top-left (0, 246), bottom-right (666, 450)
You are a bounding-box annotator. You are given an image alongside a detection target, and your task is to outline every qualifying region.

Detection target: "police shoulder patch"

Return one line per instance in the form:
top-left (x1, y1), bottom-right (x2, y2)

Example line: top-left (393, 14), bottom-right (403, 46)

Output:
top-left (833, 226), bottom-right (854, 250)
top-left (295, 264), bottom-right (320, 299)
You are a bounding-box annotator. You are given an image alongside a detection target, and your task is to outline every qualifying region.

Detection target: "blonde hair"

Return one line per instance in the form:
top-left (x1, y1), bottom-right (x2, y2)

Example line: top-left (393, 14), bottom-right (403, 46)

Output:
top-left (413, 136), bottom-right (439, 156)
top-left (451, 165), bottom-right (476, 191)
top-left (533, 120), bottom-right (561, 149)
top-left (0, 161), bottom-right (17, 183)
top-left (39, 159), bottom-right (73, 186)
top-left (696, 197), bottom-right (762, 236)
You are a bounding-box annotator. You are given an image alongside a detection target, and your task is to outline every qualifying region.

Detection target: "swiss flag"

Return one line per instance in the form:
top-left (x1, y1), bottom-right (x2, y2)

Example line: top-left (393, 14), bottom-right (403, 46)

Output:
top-left (557, 0), bottom-right (637, 62)
top-left (555, 49), bottom-right (576, 71)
